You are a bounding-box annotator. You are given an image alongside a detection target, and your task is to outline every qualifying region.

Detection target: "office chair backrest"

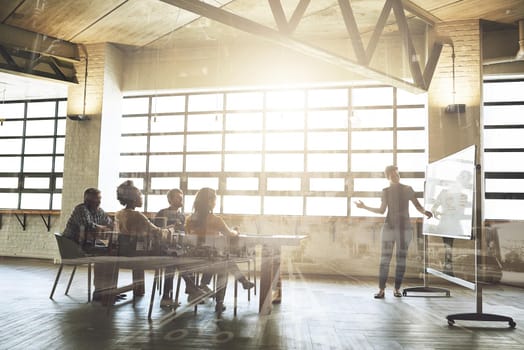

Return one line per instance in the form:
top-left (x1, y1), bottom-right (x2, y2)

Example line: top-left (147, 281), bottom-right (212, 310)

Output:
top-left (54, 233), bottom-right (87, 259)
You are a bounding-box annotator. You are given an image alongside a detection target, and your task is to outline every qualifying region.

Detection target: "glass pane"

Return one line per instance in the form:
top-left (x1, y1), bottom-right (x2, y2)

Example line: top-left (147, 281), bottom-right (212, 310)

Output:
top-left (484, 152), bottom-right (524, 172)
top-left (226, 177), bottom-right (258, 190)
top-left (54, 156), bottom-right (64, 172)
top-left (187, 177), bottom-right (219, 190)
top-left (306, 197), bottom-right (347, 216)
top-left (20, 193), bottom-right (50, 209)
top-left (186, 134), bottom-right (222, 152)
top-left (308, 110), bottom-right (348, 129)
top-left (0, 193), bottom-right (19, 208)
top-left (151, 177), bottom-right (181, 190)
top-left (352, 87), bottom-right (393, 106)
top-left (397, 108), bottom-right (427, 128)
top-left (121, 116), bottom-right (148, 134)
top-left (266, 132), bottom-right (303, 151)
top-left (188, 93), bottom-right (223, 112)
top-left (0, 139), bottom-right (22, 154)
top-left (397, 130), bottom-right (426, 150)
top-left (310, 178), bottom-right (345, 191)
top-left (23, 156), bottom-right (52, 172)
top-left (267, 177), bottom-right (301, 191)
top-left (351, 131), bottom-right (393, 150)
top-left (351, 197), bottom-right (382, 217)
top-left (187, 114), bottom-right (223, 132)
top-left (265, 154), bottom-right (304, 172)
top-left (149, 155), bottom-right (183, 172)
top-left (55, 177), bottom-right (63, 189)
top-left (55, 138), bottom-right (65, 154)
top-left (397, 89), bottom-right (427, 105)
top-left (308, 131), bottom-right (347, 150)
top-left (119, 155), bottom-right (146, 172)
top-left (484, 81), bottom-right (524, 102)
top-left (266, 90), bottom-right (304, 109)
top-left (351, 153), bottom-right (392, 171)
top-left (264, 196), bottom-right (303, 215)
top-left (150, 135), bottom-right (184, 153)
top-left (225, 112), bottom-right (263, 131)
top-left (58, 101), bottom-right (67, 116)
top-left (57, 119), bottom-right (66, 135)
top-left (397, 153), bottom-right (427, 172)
top-left (223, 195), bottom-right (260, 214)
top-left (52, 193), bottom-right (61, 210)
top-left (484, 129), bottom-right (524, 149)
top-left (0, 177), bottom-right (19, 188)
top-left (186, 154), bottom-right (221, 172)
top-left (484, 105), bottom-right (524, 126)
top-left (224, 154), bottom-right (262, 171)
top-left (0, 102), bottom-right (24, 118)
top-left (225, 133), bottom-right (262, 151)
top-left (308, 88), bottom-right (348, 108)
top-left (122, 97), bottom-right (149, 115)
top-left (25, 120), bottom-right (56, 136)
top-left (24, 177), bottom-right (49, 189)
top-left (226, 92), bottom-right (263, 110)
top-left (24, 138), bottom-right (55, 154)
top-left (266, 111), bottom-right (304, 130)
top-left (120, 136), bottom-right (148, 153)
top-left (485, 179), bottom-right (524, 193)
top-left (353, 178), bottom-right (389, 192)
top-left (1, 156), bottom-right (21, 172)
top-left (308, 153), bottom-right (348, 172)
top-left (0, 120), bottom-right (24, 136)
top-left (151, 95), bottom-right (185, 113)
top-left (146, 194), bottom-right (169, 212)
top-left (350, 109), bottom-right (393, 128)
top-left (27, 101), bottom-right (56, 118)
top-left (485, 199), bottom-right (524, 220)
top-left (150, 115), bottom-right (185, 133)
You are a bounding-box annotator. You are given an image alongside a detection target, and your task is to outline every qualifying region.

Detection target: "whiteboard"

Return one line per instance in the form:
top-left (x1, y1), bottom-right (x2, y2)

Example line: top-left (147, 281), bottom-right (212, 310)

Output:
top-left (423, 145), bottom-right (476, 239)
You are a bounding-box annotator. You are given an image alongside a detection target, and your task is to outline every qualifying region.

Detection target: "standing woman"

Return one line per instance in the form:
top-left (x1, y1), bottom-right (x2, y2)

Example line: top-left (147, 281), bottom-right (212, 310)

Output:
top-left (185, 187), bottom-right (254, 313)
top-left (116, 180), bottom-right (171, 297)
top-left (354, 165), bottom-right (432, 298)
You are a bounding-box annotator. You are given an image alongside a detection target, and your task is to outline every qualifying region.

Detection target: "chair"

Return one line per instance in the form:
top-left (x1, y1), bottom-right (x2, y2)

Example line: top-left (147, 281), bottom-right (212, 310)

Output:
top-left (49, 233), bottom-right (98, 302)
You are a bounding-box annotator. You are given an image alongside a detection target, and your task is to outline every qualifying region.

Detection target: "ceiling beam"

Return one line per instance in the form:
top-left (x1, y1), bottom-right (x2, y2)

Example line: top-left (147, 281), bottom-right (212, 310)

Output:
top-left (0, 23), bottom-right (79, 84)
top-left (160, 0), bottom-right (428, 94)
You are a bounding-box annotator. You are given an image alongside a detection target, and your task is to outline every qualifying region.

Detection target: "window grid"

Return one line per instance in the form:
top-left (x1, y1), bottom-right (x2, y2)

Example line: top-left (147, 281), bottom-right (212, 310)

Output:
top-left (0, 98), bottom-right (65, 210)
top-left (483, 78), bottom-right (524, 219)
top-left (120, 86), bottom-right (427, 216)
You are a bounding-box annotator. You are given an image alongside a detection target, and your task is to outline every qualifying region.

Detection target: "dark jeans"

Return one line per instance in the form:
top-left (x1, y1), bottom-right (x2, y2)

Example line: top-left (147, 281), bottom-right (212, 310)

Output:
top-left (379, 239), bottom-right (410, 290)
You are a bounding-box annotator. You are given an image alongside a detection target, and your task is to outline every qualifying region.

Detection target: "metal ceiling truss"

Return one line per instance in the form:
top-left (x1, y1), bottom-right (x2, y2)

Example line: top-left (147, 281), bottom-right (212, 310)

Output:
top-left (0, 23), bottom-right (79, 84)
top-left (161, 0), bottom-right (446, 94)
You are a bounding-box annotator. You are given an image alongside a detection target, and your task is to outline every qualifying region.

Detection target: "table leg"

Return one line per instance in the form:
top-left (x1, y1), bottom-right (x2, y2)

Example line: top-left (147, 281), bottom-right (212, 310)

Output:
top-left (259, 245), bottom-right (273, 315)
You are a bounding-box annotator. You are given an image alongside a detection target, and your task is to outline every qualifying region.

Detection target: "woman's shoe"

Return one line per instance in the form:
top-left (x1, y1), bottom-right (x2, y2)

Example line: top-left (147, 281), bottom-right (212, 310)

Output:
top-left (241, 280), bottom-right (255, 290)
top-left (393, 289), bottom-right (402, 297)
top-left (374, 290), bottom-right (385, 299)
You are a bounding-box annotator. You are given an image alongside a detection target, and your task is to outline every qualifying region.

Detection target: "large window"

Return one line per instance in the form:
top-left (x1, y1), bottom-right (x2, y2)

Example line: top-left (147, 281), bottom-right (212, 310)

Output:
top-left (483, 77), bottom-right (524, 220)
top-left (120, 86), bottom-right (427, 216)
top-left (0, 99), bottom-right (66, 210)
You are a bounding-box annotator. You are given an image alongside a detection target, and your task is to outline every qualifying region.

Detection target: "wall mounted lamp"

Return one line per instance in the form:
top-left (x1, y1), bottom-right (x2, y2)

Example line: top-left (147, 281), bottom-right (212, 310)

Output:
top-left (67, 45), bottom-right (90, 121)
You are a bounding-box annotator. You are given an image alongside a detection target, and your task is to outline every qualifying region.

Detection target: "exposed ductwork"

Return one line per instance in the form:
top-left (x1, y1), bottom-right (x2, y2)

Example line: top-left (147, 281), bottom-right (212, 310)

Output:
top-left (484, 19), bottom-right (524, 65)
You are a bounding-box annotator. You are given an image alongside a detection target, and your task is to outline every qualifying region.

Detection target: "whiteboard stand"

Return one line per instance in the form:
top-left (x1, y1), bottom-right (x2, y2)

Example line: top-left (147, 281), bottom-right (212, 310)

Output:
top-left (446, 163), bottom-right (516, 328)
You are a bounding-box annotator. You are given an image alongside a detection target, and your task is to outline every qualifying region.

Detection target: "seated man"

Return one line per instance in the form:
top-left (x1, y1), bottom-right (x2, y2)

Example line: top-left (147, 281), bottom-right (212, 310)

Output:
top-left (62, 188), bottom-right (117, 304)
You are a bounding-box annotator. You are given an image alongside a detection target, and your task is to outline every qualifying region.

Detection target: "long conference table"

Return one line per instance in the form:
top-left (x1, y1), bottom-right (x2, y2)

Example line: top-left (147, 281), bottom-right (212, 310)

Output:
top-left (91, 232), bottom-right (308, 317)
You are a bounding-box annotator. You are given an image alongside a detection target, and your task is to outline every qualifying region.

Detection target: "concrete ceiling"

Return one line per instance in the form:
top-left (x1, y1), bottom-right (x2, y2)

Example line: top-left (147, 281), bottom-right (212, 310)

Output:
top-left (1, 0), bottom-right (523, 99)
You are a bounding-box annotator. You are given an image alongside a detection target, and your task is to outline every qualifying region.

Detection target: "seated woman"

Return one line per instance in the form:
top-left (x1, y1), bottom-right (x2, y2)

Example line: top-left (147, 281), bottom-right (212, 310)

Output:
top-left (115, 180), bottom-right (174, 297)
top-left (185, 187), bottom-right (255, 313)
